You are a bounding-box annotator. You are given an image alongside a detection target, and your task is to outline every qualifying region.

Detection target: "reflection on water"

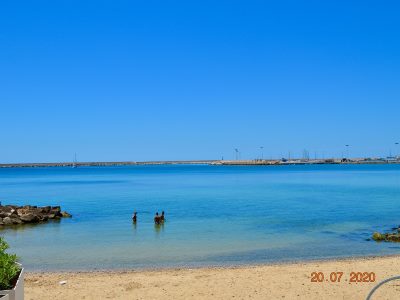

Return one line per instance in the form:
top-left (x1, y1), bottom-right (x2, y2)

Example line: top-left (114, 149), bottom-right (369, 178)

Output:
top-left (154, 223), bottom-right (164, 235)
top-left (0, 219), bottom-right (62, 233)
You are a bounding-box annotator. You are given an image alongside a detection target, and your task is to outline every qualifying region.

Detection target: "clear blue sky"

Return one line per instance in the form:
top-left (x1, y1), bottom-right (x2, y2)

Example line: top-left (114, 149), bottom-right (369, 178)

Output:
top-left (1, 0), bottom-right (399, 163)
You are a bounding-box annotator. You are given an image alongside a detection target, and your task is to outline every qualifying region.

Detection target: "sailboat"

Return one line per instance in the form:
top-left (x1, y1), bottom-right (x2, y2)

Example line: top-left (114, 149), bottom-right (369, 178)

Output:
top-left (72, 153), bottom-right (77, 168)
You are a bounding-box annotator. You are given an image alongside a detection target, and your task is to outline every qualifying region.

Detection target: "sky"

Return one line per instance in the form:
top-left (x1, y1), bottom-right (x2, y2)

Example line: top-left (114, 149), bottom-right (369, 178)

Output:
top-left (1, 0), bottom-right (400, 163)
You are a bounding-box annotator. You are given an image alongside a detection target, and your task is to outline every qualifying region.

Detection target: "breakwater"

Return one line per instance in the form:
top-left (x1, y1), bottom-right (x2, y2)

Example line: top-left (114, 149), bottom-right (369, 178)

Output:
top-left (0, 158), bottom-right (398, 168)
top-left (0, 205), bottom-right (71, 226)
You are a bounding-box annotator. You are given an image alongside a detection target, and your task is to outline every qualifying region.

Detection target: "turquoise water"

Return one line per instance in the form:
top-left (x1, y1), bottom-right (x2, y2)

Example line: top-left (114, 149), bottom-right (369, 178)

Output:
top-left (0, 164), bottom-right (400, 271)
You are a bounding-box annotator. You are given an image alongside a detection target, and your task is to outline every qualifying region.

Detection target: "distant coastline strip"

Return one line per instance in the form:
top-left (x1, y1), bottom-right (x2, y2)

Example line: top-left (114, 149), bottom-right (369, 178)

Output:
top-left (0, 158), bottom-right (398, 168)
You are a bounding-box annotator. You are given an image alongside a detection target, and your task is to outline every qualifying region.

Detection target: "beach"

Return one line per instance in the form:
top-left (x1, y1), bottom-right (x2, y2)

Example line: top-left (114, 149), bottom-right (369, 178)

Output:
top-left (3, 164), bottom-right (400, 299)
top-left (25, 256), bottom-right (400, 299)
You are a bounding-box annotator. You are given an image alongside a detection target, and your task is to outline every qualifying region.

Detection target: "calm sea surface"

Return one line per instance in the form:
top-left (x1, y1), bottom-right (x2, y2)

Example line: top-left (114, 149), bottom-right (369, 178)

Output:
top-left (0, 164), bottom-right (399, 271)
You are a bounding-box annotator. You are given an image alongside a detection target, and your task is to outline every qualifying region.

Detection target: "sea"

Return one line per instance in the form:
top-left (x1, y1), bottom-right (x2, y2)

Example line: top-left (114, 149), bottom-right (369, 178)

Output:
top-left (0, 164), bottom-right (399, 271)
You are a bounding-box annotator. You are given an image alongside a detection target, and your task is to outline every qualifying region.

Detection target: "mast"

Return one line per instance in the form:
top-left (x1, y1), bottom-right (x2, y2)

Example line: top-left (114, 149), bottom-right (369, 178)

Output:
top-left (72, 153), bottom-right (77, 168)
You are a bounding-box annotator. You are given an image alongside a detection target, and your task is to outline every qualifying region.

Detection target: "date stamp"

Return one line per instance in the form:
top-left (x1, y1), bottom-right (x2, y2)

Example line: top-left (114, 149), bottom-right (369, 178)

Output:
top-left (310, 272), bottom-right (376, 283)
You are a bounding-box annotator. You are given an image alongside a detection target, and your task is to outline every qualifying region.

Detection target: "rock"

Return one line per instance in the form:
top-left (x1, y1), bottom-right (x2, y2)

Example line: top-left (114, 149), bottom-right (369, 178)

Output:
top-left (41, 206), bottom-right (51, 213)
top-left (5, 205), bottom-right (17, 210)
top-left (372, 232), bottom-right (384, 241)
top-left (0, 206), bottom-right (13, 213)
top-left (3, 217), bottom-right (13, 225)
top-left (10, 209), bottom-right (18, 217)
top-left (0, 204), bottom-right (71, 226)
top-left (51, 206), bottom-right (61, 212)
top-left (372, 231), bottom-right (400, 242)
top-left (50, 206), bottom-right (62, 217)
top-left (61, 211), bottom-right (72, 218)
top-left (20, 213), bottom-right (39, 223)
top-left (39, 215), bottom-right (49, 221)
top-left (386, 234), bottom-right (400, 242)
top-left (11, 217), bottom-right (23, 225)
top-left (59, 280), bottom-right (67, 285)
top-left (0, 212), bottom-right (9, 218)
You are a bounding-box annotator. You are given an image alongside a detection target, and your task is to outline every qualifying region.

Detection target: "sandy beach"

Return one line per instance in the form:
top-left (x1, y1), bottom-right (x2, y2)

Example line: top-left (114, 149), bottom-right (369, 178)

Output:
top-left (25, 256), bottom-right (400, 300)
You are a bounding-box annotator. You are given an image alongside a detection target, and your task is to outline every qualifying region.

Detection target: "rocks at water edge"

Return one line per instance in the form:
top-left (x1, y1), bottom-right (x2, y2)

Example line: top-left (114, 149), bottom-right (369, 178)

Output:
top-left (372, 228), bottom-right (400, 242)
top-left (0, 205), bottom-right (72, 226)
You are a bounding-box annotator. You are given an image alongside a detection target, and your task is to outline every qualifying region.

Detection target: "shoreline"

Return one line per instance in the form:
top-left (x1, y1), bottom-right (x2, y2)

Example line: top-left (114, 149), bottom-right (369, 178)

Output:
top-left (23, 253), bottom-right (400, 274)
top-left (1, 159), bottom-right (399, 168)
top-left (25, 255), bottom-right (400, 299)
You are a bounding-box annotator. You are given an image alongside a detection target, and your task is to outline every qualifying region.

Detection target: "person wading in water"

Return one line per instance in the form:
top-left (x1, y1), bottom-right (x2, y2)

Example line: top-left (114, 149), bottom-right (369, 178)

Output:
top-left (154, 211), bottom-right (166, 224)
top-left (160, 211), bottom-right (165, 223)
top-left (154, 212), bottom-right (160, 225)
top-left (132, 212), bottom-right (137, 223)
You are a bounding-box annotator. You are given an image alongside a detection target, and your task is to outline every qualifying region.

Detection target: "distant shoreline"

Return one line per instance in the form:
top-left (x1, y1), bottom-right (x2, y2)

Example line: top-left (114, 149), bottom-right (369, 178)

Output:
top-left (0, 158), bottom-right (399, 168)
top-left (0, 160), bottom-right (216, 168)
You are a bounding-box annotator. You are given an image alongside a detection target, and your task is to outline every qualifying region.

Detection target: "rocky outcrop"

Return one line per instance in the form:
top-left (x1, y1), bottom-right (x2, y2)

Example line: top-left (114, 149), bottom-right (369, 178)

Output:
top-left (0, 205), bottom-right (72, 226)
top-left (372, 229), bottom-right (400, 242)
top-left (61, 211), bottom-right (72, 218)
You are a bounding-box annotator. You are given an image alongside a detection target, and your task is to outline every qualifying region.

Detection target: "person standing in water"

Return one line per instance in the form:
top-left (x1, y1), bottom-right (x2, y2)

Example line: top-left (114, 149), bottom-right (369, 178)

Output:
top-left (132, 212), bottom-right (137, 223)
top-left (154, 212), bottom-right (160, 224)
top-left (160, 211), bottom-right (165, 223)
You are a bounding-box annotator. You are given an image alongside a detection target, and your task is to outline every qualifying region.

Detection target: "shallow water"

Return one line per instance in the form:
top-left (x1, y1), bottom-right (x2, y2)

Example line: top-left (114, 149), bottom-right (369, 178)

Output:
top-left (0, 164), bottom-right (399, 271)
